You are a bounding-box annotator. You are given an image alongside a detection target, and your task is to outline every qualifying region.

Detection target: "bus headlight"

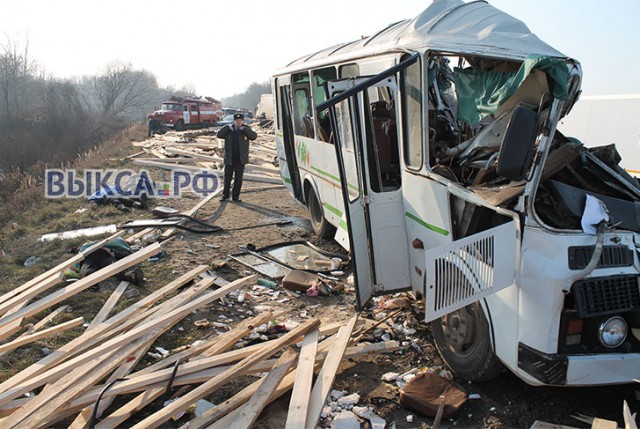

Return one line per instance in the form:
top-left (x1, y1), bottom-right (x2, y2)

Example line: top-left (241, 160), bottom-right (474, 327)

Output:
top-left (597, 316), bottom-right (627, 348)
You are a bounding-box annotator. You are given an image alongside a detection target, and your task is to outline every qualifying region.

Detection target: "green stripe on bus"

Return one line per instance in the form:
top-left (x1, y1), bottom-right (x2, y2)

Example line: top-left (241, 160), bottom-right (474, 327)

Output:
top-left (322, 202), bottom-right (349, 232)
top-left (283, 177), bottom-right (292, 184)
top-left (310, 165), bottom-right (359, 192)
top-left (405, 212), bottom-right (449, 236)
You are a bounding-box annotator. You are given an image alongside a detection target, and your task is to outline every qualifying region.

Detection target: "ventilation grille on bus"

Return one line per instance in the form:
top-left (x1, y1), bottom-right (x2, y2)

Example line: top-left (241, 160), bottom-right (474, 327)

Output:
top-left (433, 236), bottom-right (495, 312)
top-left (568, 245), bottom-right (634, 270)
top-left (573, 275), bottom-right (640, 318)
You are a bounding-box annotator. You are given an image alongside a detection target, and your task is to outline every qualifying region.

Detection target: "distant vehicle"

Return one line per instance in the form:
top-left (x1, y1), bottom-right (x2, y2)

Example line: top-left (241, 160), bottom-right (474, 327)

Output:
top-left (256, 94), bottom-right (274, 120)
top-left (215, 114), bottom-right (236, 126)
top-left (148, 96), bottom-right (222, 131)
top-left (215, 113), bottom-right (253, 126)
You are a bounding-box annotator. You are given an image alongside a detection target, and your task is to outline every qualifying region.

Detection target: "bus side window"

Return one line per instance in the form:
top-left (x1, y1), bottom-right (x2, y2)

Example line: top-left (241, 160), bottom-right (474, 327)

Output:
top-left (292, 72), bottom-right (314, 139)
top-left (311, 67), bottom-right (337, 143)
top-left (401, 56), bottom-right (423, 169)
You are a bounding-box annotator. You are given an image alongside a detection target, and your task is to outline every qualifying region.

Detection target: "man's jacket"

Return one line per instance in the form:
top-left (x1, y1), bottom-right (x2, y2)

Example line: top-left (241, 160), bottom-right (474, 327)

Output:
top-left (217, 125), bottom-right (258, 165)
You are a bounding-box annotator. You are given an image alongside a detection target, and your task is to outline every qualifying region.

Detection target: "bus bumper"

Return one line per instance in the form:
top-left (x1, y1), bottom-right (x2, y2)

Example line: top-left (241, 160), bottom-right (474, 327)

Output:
top-left (518, 342), bottom-right (640, 385)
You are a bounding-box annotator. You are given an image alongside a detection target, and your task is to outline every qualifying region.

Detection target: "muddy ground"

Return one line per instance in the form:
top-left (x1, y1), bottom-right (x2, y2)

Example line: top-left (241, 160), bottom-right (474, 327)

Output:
top-left (0, 127), bottom-right (637, 428)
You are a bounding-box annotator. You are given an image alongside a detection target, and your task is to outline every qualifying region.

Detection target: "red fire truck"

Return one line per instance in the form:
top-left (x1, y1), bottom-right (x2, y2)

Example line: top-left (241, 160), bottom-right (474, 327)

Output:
top-left (148, 96), bottom-right (222, 131)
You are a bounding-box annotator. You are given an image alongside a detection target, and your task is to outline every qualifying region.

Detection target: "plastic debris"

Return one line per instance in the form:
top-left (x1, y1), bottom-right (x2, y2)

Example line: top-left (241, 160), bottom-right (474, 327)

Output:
top-left (24, 256), bottom-right (41, 267)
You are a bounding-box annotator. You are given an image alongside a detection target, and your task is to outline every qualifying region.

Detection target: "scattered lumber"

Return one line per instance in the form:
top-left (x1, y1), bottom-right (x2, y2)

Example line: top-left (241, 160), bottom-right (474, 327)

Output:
top-left (0, 317), bottom-right (83, 355)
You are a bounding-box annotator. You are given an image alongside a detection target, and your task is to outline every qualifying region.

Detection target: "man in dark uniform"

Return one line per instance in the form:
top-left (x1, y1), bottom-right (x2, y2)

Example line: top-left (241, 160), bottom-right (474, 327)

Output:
top-left (216, 113), bottom-right (258, 202)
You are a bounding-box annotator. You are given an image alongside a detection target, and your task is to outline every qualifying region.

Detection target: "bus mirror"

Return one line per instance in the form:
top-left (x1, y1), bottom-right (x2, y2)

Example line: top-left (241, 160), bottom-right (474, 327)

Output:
top-left (497, 106), bottom-right (539, 181)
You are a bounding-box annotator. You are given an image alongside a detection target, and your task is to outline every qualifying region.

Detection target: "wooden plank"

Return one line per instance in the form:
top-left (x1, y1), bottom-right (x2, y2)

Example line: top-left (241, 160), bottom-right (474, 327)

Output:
top-left (129, 318), bottom-right (320, 429)
top-left (0, 266), bottom-right (216, 400)
top-left (591, 418), bottom-right (618, 429)
top-left (10, 340), bottom-right (401, 424)
top-left (136, 311), bottom-right (272, 377)
top-left (305, 315), bottom-right (358, 429)
top-left (42, 319), bottom-right (350, 415)
top-left (94, 387), bottom-right (165, 429)
top-left (67, 339), bottom-right (156, 429)
top-left (285, 329), bottom-right (319, 429)
top-left (0, 231), bottom-right (125, 307)
top-left (0, 273), bottom-right (64, 318)
top-left (0, 317), bottom-right (83, 355)
top-left (0, 305), bottom-right (70, 357)
top-left (209, 348), bottom-right (297, 429)
top-left (185, 340), bottom-right (400, 429)
top-left (2, 276), bottom-right (254, 428)
top-left (87, 281), bottom-right (129, 330)
top-left (4, 275), bottom-right (216, 408)
top-left (0, 242), bottom-right (162, 331)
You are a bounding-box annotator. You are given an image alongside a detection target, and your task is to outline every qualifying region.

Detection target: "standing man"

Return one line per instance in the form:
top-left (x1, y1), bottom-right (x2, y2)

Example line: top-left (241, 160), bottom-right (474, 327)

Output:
top-left (217, 113), bottom-right (258, 202)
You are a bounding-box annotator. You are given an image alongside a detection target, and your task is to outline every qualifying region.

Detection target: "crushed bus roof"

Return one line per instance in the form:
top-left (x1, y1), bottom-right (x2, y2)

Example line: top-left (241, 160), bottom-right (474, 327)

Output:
top-left (280, 0), bottom-right (568, 73)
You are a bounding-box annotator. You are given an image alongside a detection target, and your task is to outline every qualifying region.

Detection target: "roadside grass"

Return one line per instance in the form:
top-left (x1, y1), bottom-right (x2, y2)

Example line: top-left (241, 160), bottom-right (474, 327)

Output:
top-left (0, 122), bottom-right (151, 381)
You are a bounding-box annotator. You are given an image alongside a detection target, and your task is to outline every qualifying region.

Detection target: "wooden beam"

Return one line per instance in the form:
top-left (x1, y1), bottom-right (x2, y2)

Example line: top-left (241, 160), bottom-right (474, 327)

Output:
top-left (4, 276), bottom-right (217, 408)
top-left (0, 317), bottom-right (83, 355)
top-left (67, 339), bottom-right (156, 429)
top-left (0, 265), bottom-right (211, 399)
top-left (87, 281), bottom-right (129, 330)
top-left (129, 319), bottom-right (320, 429)
top-left (0, 273), bottom-right (64, 318)
top-left (185, 339), bottom-right (400, 429)
top-left (209, 348), bottom-right (297, 429)
top-left (305, 315), bottom-right (358, 429)
top-left (285, 329), bottom-right (319, 429)
top-left (0, 242), bottom-right (162, 331)
top-left (2, 276), bottom-right (254, 428)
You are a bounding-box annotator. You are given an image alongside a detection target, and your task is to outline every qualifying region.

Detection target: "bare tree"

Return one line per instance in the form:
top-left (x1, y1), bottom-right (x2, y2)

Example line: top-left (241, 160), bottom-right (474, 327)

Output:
top-left (0, 37), bottom-right (36, 126)
top-left (91, 61), bottom-right (157, 118)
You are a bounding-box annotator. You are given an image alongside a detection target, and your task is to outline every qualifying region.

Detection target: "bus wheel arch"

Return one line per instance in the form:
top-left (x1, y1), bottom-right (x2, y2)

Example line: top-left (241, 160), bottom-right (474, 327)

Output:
top-left (432, 301), bottom-right (504, 382)
top-left (304, 180), bottom-right (335, 239)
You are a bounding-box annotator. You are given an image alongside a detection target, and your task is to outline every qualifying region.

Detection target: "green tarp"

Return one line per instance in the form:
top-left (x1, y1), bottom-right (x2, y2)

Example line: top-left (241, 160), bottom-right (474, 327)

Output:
top-left (454, 55), bottom-right (569, 124)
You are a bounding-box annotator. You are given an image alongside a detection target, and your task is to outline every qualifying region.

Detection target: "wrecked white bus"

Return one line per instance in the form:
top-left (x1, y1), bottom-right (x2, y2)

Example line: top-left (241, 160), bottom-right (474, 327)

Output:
top-left (272, 0), bottom-right (640, 386)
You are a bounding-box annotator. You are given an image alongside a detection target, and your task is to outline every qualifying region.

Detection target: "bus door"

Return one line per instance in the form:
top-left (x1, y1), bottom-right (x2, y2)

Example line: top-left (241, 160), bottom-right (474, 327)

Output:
top-left (275, 77), bottom-right (303, 200)
top-left (323, 75), bottom-right (411, 309)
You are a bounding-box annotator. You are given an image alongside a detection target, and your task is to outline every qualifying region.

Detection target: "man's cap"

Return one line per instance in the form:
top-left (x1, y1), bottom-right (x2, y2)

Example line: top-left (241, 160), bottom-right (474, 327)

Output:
top-left (233, 113), bottom-right (244, 120)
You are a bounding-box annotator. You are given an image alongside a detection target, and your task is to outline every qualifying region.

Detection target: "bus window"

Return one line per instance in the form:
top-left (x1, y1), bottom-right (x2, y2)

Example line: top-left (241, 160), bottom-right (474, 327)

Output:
top-left (292, 72), bottom-right (314, 138)
top-left (364, 86), bottom-right (401, 193)
top-left (339, 63), bottom-right (359, 78)
top-left (401, 56), bottom-right (423, 169)
top-left (311, 67), bottom-right (337, 142)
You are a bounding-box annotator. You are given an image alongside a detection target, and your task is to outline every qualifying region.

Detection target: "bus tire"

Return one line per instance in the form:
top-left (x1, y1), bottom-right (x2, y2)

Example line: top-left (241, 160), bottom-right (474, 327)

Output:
top-left (432, 301), bottom-right (504, 382)
top-left (175, 120), bottom-right (185, 131)
top-left (307, 186), bottom-right (335, 239)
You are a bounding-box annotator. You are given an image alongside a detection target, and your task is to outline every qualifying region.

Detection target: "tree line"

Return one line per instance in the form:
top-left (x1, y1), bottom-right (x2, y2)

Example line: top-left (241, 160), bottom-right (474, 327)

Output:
top-left (0, 39), bottom-right (194, 173)
top-left (221, 81), bottom-right (271, 112)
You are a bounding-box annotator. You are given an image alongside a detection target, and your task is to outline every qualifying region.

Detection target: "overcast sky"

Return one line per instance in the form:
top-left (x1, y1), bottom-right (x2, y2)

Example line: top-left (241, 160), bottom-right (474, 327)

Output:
top-left (2, 0), bottom-right (639, 98)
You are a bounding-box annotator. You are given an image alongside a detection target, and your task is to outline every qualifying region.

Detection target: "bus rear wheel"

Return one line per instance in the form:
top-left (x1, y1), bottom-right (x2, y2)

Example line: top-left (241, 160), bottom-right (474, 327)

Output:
top-left (307, 187), bottom-right (335, 239)
top-left (432, 302), bottom-right (504, 382)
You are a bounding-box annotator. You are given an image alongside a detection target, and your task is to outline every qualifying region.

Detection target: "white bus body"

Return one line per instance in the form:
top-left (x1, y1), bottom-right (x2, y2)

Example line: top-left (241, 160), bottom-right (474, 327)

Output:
top-left (272, 0), bottom-right (640, 386)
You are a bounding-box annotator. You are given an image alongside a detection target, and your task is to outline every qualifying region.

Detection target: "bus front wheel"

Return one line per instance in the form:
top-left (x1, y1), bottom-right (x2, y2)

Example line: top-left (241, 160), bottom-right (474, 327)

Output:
top-left (307, 187), bottom-right (335, 239)
top-left (432, 302), bottom-right (504, 382)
